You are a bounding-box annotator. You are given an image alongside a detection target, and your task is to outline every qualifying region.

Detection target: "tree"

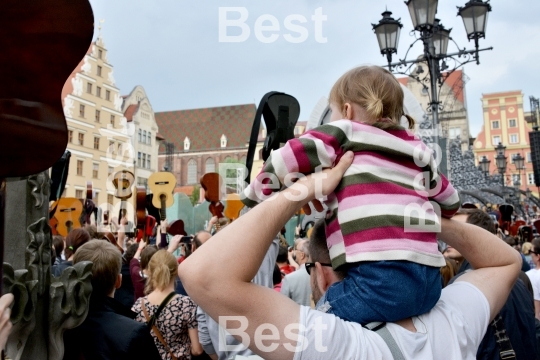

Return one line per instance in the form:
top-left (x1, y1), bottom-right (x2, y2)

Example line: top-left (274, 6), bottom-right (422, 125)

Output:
top-left (190, 184), bottom-right (201, 206)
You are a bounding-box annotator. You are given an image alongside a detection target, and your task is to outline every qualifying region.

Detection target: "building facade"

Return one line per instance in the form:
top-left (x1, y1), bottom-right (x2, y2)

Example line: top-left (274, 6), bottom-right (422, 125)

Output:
top-left (61, 36), bottom-right (133, 210)
top-left (397, 69), bottom-right (471, 151)
top-left (121, 85), bottom-right (161, 190)
top-left (155, 105), bottom-right (307, 196)
top-left (473, 91), bottom-right (535, 192)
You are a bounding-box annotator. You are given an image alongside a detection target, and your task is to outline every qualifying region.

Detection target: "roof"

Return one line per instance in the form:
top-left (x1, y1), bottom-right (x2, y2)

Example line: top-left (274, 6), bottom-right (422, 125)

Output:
top-left (155, 104), bottom-right (258, 153)
top-left (482, 90), bottom-right (522, 98)
top-left (396, 77), bottom-right (408, 86)
top-left (156, 132), bottom-right (166, 141)
top-left (123, 104), bottom-right (138, 122)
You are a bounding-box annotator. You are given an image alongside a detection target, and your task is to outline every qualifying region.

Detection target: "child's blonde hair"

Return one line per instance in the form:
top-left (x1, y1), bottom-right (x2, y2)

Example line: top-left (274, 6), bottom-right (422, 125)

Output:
top-left (329, 65), bottom-right (415, 129)
top-left (145, 250), bottom-right (177, 293)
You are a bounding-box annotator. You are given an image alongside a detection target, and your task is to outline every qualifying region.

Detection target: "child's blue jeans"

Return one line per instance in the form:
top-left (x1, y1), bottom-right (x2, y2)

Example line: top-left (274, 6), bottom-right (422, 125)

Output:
top-left (316, 260), bottom-right (442, 324)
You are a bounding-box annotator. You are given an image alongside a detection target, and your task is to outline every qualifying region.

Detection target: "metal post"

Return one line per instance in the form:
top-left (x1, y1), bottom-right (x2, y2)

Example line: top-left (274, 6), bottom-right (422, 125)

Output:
top-left (424, 31), bottom-right (444, 174)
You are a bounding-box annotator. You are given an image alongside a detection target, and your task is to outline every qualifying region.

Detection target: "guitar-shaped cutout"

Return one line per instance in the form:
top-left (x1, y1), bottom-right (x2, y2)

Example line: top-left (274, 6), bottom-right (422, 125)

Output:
top-left (148, 171), bottom-right (177, 221)
top-left (224, 193), bottom-right (244, 223)
top-left (167, 220), bottom-right (187, 236)
top-left (112, 170), bottom-right (135, 232)
top-left (82, 181), bottom-right (96, 225)
top-left (200, 173), bottom-right (225, 231)
top-left (54, 198), bottom-right (83, 237)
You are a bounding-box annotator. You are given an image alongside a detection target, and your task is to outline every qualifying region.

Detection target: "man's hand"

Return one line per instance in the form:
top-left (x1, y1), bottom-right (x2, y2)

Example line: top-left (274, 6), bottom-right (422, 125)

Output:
top-left (168, 235), bottom-right (182, 253)
top-left (0, 293), bottom-right (13, 351)
top-left (160, 219), bottom-right (168, 233)
top-left (285, 151), bottom-right (354, 214)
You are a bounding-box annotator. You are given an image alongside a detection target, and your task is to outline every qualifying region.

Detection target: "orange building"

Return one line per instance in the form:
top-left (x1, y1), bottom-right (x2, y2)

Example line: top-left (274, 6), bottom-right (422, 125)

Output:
top-left (473, 91), bottom-right (536, 194)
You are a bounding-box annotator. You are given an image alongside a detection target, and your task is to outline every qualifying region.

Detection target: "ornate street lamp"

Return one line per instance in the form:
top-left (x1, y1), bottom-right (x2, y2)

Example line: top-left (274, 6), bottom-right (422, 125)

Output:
top-left (514, 153), bottom-right (525, 171)
top-left (495, 143), bottom-right (506, 157)
top-left (457, 0), bottom-right (492, 64)
top-left (432, 19), bottom-right (451, 58)
top-left (372, 11), bottom-right (403, 66)
top-left (406, 0), bottom-right (438, 30)
top-left (495, 147), bottom-right (507, 188)
top-left (372, 0), bottom-right (493, 176)
top-left (479, 155), bottom-right (490, 176)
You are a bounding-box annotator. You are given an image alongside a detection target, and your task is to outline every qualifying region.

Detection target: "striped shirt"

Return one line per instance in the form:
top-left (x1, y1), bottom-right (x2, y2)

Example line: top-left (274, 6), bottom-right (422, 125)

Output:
top-left (242, 120), bottom-right (460, 269)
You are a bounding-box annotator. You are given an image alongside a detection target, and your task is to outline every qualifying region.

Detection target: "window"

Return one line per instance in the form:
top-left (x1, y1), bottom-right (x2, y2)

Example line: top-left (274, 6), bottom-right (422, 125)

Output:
top-left (78, 133), bottom-right (84, 146)
top-left (105, 90), bottom-right (111, 101)
top-left (491, 121), bottom-right (500, 129)
top-left (86, 83), bottom-right (92, 94)
top-left (529, 173), bottom-right (535, 185)
top-left (187, 159), bottom-right (197, 184)
top-left (512, 174), bottom-right (521, 186)
top-left (528, 152), bottom-right (532, 163)
top-left (294, 127), bottom-right (300, 135)
top-left (79, 104), bottom-right (85, 118)
top-left (147, 155), bottom-right (151, 169)
top-left (109, 115), bottom-right (114, 128)
top-left (97, 65), bottom-right (102, 76)
top-left (108, 166), bottom-right (113, 176)
top-left (449, 127), bottom-right (461, 139)
top-left (142, 154), bottom-right (146, 169)
top-left (92, 163), bottom-right (99, 179)
top-left (68, 130), bottom-right (73, 143)
top-left (94, 192), bottom-right (99, 204)
top-left (509, 119), bottom-right (517, 128)
top-left (143, 130), bottom-right (147, 144)
top-left (184, 137), bottom-right (190, 151)
top-left (492, 136), bottom-right (501, 146)
top-left (138, 152), bottom-right (142, 167)
top-left (76, 160), bottom-right (83, 176)
top-left (138, 129), bottom-right (142, 143)
top-left (98, 49), bottom-right (103, 59)
top-left (510, 134), bottom-right (519, 144)
top-left (205, 158), bottom-right (215, 173)
top-left (95, 109), bottom-right (100, 123)
top-left (109, 141), bottom-right (115, 155)
top-left (107, 194), bottom-right (114, 205)
top-left (96, 86), bottom-right (101, 98)
top-left (137, 177), bottom-right (148, 188)
top-left (75, 190), bottom-right (83, 199)
top-left (93, 136), bottom-right (100, 150)
top-left (147, 132), bottom-right (152, 145)
top-left (221, 134), bottom-right (227, 148)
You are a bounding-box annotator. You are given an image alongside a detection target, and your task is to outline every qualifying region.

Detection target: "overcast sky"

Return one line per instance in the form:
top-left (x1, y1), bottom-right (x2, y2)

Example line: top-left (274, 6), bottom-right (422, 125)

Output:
top-left (89, 0), bottom-right (540, 138)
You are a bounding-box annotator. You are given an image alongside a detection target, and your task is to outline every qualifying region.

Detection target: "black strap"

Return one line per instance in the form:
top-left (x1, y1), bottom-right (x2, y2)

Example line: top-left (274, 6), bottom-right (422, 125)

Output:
top-left (491, 313), bottom-right (516, 360)
top-left (245, 91), bottom-right (282, 184)
top-left (146, 291), bottom-right (177, 330)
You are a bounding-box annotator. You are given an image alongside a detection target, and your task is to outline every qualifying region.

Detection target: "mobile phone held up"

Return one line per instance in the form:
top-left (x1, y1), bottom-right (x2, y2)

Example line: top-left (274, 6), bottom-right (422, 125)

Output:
top-left (181, 236), bottom-right (193, 245)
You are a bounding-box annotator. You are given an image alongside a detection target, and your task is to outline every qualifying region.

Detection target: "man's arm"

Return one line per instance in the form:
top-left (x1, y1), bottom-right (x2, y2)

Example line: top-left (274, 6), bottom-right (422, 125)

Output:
top-left (534, 301), bottom-right (540, 321)
top-left (180, 152), bottom-right (355, 360)
top-left (438, 218), bottom-right (521, 321)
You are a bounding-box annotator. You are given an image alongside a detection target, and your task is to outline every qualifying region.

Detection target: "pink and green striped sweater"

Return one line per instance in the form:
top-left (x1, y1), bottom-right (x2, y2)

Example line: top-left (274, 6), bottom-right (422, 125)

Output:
top-left (242, 120), bottom-right (460, 269)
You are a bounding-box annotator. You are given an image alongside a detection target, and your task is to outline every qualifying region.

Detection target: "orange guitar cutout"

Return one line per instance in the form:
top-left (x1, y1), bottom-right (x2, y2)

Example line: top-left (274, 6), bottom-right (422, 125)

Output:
top-left (53, 197), bottom-right (83, 237)
top-left (224, 193), bottom-right (244, 223)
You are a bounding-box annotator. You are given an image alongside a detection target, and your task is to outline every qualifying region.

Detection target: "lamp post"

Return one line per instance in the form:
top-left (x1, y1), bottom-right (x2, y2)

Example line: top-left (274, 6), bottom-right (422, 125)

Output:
top-left (479, 155), bottom-right (490, 177)
top-left (372, 0), bottom-right (493, 175)
top-left (495, 143), bottom-right (507, 189)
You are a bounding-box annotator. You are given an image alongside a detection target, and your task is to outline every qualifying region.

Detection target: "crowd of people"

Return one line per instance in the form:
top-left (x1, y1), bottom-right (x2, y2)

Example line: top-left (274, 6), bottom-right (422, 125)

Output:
top-left (0, 65), bottom-right (537, 359)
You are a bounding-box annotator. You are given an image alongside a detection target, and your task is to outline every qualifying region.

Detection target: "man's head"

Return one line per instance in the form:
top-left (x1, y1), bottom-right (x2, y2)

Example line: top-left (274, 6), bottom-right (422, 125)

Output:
top-left (73, 240), bottom-right (122, 297)
top-left (308, 220), bottom-right (345, 304)
top-left (294, 239), bottom-right (309, 266)
top-left (192, 231), bottom-right (211, 252)
top-left (276, 246), bottom-right (289, 265)
top-left (444, 208), bottom-right (496, 262)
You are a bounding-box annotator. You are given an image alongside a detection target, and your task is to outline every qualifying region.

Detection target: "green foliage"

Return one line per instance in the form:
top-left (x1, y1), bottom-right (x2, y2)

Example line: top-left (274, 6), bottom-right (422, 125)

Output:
top-left (190, 184), bottom-right (201, 206)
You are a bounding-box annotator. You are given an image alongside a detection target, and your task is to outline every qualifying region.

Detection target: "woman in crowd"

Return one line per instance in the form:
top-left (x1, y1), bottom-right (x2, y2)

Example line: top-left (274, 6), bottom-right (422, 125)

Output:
top-left (130, 242), bottom-right (158, 301)
top-left (132, 250), bottom-right (202, 360)
top-left (51, 228), bottom-right (90, 277)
